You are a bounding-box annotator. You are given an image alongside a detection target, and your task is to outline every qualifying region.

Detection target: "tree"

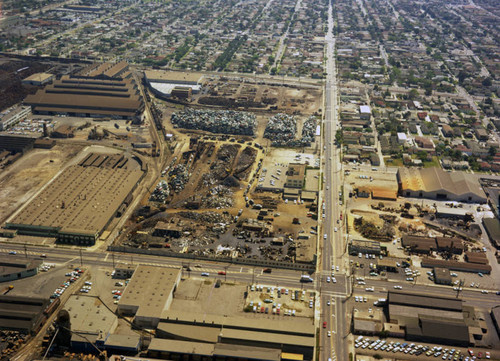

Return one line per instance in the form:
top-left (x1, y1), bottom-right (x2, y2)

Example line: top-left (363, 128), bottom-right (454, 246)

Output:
top-left (408, 89), bottom-right (419, 100)
top-left (482, 78), bottom-right (492, 87)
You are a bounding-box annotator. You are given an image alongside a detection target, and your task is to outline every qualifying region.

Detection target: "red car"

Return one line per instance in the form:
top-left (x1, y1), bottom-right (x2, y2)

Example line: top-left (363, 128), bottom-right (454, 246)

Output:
top-left (323, 321), bottom-right (327, 328)
top-left (263, 268), bottom-right (272, 273)
top-left (468, 349), bottom-right (474, 357)
top-left (218, 271), bottom-right (226, 275)
top-left (477, 352), bottom-right (482, 359)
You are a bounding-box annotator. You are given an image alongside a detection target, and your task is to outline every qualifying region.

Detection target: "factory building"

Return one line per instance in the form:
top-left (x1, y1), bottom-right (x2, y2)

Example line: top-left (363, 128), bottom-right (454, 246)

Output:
top-left (6, 152), bottom-right (144, 245)
top-left (0, 106), bottom-right (31, 131)
top-left (153, 311), bottom-right (315, 360)
top-left (0, 256), bottom-right (42, 282)
top-left (144, 70), bottom-right (204, 98)
top-left (0, 134), bottom-right (36, 153)
top-left (386, 291), bottom-right (482, 346)
top-left (117, 266), bottom-right (181, 328)
top-left (21, 73), bottom-right (54, 86)
top-left (0, 295), bottom-right (49, 334)
top-left (24, 75), bottom-right (143, 120)
top-left (75, 61), bottom-right (131, 80)
top-left (349, 239), bottom-right (381, 255)
top-left (397, 167), bottom-right (487, 203)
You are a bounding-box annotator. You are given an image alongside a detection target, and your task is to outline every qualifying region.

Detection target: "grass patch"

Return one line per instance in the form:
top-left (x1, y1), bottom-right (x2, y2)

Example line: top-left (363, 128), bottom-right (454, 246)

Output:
top-left (203, 280), bottom-right (212, 285)
top-left (423, 156), bottom-right (440, 168)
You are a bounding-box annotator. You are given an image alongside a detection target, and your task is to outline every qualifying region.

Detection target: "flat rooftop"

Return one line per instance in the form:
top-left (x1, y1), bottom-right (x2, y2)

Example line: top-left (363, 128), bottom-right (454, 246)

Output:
top-left (65, 295), bottom-right (117, 334)
top-left (119, 265), bottom-right (181, 318)
top-left (7, 153), bottom-right (143, 237)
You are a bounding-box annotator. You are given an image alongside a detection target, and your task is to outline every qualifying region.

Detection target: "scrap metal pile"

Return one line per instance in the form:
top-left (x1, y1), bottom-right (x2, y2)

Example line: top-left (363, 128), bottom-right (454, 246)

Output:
top-left (149, 180), bottom-right (170, 203)
top-left (264, 113), bottom-right (317, 147)
top-left (202, 185), bottom-right (233, 208)
top-left (264, 113), bottom-right (297, 146)
top-left (171, 108), bottom-right (256, 135)
top-left (300, 116), bottom-right (318, 146)
top-left (168, 164), bottom-right (190, 192)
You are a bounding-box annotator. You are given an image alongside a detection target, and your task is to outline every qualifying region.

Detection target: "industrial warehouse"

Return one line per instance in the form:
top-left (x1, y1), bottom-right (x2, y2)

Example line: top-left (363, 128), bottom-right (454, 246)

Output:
top-left (5, 152), bottom-right (144, 245)
top-left (397, 167), bottom-right (487, 203)
top-left (144, 70), bottom-right (204, 98)
top-left (23, 61), bottom-right (144, 120)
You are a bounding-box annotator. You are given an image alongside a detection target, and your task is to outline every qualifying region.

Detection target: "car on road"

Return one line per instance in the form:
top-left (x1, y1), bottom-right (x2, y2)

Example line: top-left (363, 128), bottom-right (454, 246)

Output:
top-left (218, 271), bottom-right (226, 275)
top-left (327, 300), bottom-right (330, 306)
top-left (366, 287), bottom-right (374, 292)
top-left (40, 254), bottom-right (47, 258)
top-left (201, 272), bottom-right (209, 277)
top-left (334, 227), bottom-right (338, 232)
top-left (263, 268), bottom-right (272, 273)
top-left (324, 234), bottom-right (327, 240)
top-left (394, 285), bottom-right (403, 289)
top-left (323, 321), bottom-right (327, 328)
top-left (327, 331), bottom-right (331, 337)
top-left (8, 251), bottom-right (16, 255)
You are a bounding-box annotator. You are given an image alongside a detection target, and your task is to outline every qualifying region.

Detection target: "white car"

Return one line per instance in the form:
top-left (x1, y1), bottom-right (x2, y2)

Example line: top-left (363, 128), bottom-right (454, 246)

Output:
top-left (332, 277), bottom-right (337, 283)
top-left (394, 285), bottom-right (403, 289)
top-left (334, 227), bottom-right (338, 232)
top-left (327, 331), bottom-right (331, 337)
top-left (326, 276), bottom-right (331, 283)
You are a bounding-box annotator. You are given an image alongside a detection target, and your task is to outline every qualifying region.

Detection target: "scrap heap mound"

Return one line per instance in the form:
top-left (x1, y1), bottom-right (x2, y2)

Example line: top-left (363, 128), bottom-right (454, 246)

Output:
top-left (233, 146), bottom-right (257, 181)
top-left (264, 113), bottom-right (318, 147)
top-left (264, 113), bottom-right (297, 146)
top-left (171, 108), bottom-right (256, 135)
top-left (199, 143), bottom-right (241, 188)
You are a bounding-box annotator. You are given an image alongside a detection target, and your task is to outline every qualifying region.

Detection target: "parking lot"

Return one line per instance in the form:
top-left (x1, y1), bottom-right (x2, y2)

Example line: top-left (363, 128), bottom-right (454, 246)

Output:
top-left (354, 336), bottom-right (497, 361)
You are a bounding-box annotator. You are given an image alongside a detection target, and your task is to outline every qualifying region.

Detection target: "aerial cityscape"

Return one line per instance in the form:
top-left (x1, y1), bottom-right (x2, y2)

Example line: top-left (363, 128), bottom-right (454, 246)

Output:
top-left (0, 0), bottom-right (499, 360)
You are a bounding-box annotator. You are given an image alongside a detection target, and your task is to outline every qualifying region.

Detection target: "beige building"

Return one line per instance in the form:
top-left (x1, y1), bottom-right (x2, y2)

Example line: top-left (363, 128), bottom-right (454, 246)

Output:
top-left (397, 167), bottom-right (487, 203)
top-left (117, 265), bottom-right (181, 328)
top-left (284, 163), bottom-right (306, 188)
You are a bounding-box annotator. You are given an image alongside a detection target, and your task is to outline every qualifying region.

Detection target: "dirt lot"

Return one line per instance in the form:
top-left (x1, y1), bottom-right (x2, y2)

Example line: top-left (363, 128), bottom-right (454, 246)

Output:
top-left (194, 79), bottom-right (322, 116)
top-left (0, 143), bottom-right (83, 223)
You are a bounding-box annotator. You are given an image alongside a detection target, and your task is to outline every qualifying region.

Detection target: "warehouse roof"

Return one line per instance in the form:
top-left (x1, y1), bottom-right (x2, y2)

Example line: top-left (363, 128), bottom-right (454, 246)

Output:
top-left (7, 153), bottom-right (143, 237)
top-left (157, 322), bottom-right (219, 343)
top-left (160, 310), bottom-right (315, 337)
top-left (104, 334), bottom-right (141, 350)
top-left (214, 343), bottom-right (281, 361)
top-left (398, 167), bottom-right (486, 201)
top-left (220, 328), bottom-right (315, 348)
top-left (388, 290), bottom-right (463, 312)
top-left (421, 258), bottom-right (492, 273)
top-left (119, 265), bottom-right (181, 318)
top-left (419, 316), bottom-right (470, 343)
top-left (0, 256), bottom-right (42, 276)
top-left (148, 338), bottom-right (214, 356)
top-left (22, 72), bottom-right (53, 82)
top-left (65, 295), bottom-right (117, 334)
top-left (0, 295), bottom-right (47, 332)
top-left (483, 217), bottom-right (500, 248)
